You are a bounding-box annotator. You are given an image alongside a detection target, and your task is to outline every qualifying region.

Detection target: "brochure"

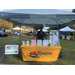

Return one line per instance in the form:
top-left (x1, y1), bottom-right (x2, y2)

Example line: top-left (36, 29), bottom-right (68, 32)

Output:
top-left (31, 40), bottom-right (36, 46)
top-left (43, 40), bottom-right (48, 46)
top-left (22, 41), bottom-right (25, 46)
top-left (37, 40), bottom-right (42, 46)
top-left (26, 41), bottom-right (29, 46)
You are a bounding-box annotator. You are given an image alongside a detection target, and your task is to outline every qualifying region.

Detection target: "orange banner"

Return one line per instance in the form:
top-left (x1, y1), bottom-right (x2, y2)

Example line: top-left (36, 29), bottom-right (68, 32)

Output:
top-left (20, 46), bottom-right (61, 62)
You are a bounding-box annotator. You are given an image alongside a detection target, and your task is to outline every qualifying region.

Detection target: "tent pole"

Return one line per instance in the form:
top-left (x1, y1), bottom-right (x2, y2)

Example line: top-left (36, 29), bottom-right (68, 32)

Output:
top-left (73, 32), bottom-right (75, 40)
top-left (18, 18), bottom-right (26, 61)
top-left (19, 18), bottom-right (26, 46)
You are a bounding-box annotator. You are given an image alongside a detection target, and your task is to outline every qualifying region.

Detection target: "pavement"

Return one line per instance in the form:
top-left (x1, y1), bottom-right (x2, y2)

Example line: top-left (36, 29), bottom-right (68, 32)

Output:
top-left (0, 64), bottom-right (18, 65)
top-left (0, 47), bottom-right (5, 64)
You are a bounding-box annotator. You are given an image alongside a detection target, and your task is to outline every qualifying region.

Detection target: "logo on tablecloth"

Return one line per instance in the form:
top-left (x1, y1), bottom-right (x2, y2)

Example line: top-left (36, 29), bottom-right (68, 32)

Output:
top-left (29, 51), bottom-right (40, 58)
top-left (28, 51), bottom-right (52, 58)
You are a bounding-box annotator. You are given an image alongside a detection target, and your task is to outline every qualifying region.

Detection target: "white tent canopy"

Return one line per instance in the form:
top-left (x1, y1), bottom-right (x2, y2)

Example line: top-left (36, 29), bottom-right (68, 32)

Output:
top-left (37, 28), bottom-right (48, 32)
top-left (60, 26), bottom-right (75, 32)
top-left (12, 27), bottom-right (24, 30)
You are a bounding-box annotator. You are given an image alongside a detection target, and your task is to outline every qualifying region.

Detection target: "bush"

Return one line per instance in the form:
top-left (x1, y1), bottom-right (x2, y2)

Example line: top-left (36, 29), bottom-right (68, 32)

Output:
top-left (70, 32), bottom-right (73, 36)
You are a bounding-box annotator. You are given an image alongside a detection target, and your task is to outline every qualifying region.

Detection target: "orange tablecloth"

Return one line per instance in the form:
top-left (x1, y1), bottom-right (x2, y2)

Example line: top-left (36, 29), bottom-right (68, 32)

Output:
top-left (20, 45), bottom-right (61, 62)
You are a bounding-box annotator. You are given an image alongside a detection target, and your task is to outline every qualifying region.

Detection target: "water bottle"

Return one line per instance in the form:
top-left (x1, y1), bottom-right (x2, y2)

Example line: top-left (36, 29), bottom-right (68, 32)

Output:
top-left (27, 41), bottom-right (29, 46)
top-left (22, 41), bottom-right (25, 46)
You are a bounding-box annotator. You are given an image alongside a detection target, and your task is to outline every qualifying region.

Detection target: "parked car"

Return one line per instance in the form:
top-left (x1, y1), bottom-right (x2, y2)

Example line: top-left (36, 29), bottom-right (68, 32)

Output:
top-left (0, 30), bottom-right (8, 37)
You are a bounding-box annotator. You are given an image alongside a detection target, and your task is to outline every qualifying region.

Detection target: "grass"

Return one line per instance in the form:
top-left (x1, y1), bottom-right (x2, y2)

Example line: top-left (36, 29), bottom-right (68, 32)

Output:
top-left (0, 35), bottom-right (75, 65)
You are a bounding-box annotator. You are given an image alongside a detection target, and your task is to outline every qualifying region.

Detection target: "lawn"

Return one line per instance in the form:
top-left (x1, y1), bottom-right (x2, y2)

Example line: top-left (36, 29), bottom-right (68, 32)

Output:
top-left (0, 35), bottom-right (75, 65)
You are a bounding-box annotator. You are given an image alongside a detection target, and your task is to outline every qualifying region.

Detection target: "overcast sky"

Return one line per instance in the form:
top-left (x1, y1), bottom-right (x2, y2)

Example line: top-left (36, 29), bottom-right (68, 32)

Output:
top-left (0, 9), bottom-right (73, 12)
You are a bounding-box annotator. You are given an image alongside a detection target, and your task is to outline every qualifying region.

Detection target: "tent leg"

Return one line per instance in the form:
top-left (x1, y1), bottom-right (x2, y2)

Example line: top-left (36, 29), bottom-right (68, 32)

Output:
top-left (18, 18), bottom-right (26, 61)
top-left (73, 32), bottom-right (74, 39)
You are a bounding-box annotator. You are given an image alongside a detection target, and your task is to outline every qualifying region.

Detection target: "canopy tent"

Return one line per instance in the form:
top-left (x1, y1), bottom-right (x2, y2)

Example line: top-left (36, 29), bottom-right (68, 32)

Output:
top-left (60, 26), bottom-right (75, 40)
top-left (0, 9), bottom-right (75, 30)
top-left (60, 26), bottom-right (75, 32)
top-left (12, 27), bottom-right (24, 30)
top-left (37, 28), bottom-right (48, 32)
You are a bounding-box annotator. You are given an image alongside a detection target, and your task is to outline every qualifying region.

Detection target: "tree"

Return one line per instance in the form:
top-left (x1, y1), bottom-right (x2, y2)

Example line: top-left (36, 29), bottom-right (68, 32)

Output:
top-left (48, 26), bottom-right (58, 32)
top-left (69, 24), bottom-right (75, 29)
top-left (0, 19), bottom-right (13, 28)
top-left (12, 23), bottom-right (18, 28)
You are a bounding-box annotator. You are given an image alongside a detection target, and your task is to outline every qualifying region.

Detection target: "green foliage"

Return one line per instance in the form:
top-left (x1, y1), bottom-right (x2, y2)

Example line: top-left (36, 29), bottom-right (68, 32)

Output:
top-left (0, 19), bottom-right (13, 28)
top-left (12, 23), bottom-right (18, 28)
top-left (48, 27), bottom-right (58, 32)
top-left (69, 24), bottom-right (75, 30)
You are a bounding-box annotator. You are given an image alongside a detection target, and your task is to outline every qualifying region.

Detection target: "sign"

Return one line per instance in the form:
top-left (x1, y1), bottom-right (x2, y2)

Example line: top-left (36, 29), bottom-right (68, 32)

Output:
top-left (5, 45), bottom-right (19, 54)
top-left (49, 30), bottom-right (59, 46)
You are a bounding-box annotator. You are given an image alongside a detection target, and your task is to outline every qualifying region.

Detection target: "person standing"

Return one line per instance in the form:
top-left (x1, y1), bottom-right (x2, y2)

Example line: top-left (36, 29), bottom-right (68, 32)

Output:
top-left (36, 27), bottom-right (47, 41)
top-left (4, 29), bottom-right (5, 32)
top-left (19, 30), bottom-right (21, 33)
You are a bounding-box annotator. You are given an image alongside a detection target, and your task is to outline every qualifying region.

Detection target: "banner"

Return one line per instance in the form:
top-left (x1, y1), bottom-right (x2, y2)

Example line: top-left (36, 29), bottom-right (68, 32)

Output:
top-left (21, 46), bottom-right (61, 62)
top-left (49, 30), bottom-right (60, 46)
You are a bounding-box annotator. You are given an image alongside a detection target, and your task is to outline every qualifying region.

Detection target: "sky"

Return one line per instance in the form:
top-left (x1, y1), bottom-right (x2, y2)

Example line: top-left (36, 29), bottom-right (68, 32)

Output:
top-left (0, 9), bottom-right (73, 12)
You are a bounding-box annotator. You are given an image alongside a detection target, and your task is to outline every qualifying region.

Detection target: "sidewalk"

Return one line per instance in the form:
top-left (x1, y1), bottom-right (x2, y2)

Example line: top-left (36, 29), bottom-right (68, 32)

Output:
top-left (0, 64), bottom-right (18, 65)
top-left (0, 47), bottom-right (5, 64)
top-left (0, 64), bottom-right (10, 65)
